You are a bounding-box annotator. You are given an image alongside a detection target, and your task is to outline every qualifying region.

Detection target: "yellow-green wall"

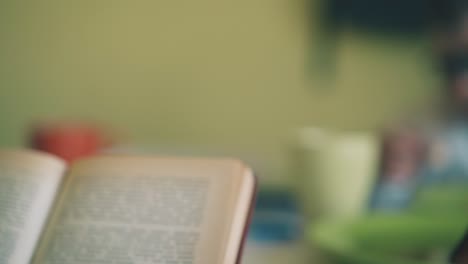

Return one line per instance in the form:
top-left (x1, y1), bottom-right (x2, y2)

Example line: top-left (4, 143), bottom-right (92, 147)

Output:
top-left (0, 0), bottom-right (439, 182)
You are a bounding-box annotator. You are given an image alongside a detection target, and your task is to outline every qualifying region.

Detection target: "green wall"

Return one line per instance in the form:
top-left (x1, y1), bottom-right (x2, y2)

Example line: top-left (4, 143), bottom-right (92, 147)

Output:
top-left (0, 0), bottom-right (439, 182)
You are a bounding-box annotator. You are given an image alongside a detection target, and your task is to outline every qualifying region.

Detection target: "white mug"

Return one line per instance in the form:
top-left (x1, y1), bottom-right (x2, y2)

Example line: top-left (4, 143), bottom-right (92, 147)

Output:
top-left (294, 128), bottom-right (379, 220)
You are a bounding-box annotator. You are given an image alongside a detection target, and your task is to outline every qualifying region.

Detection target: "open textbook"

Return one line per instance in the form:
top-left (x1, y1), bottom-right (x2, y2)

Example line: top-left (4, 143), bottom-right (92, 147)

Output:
top-left (0, 149), bottom-right (256, 264)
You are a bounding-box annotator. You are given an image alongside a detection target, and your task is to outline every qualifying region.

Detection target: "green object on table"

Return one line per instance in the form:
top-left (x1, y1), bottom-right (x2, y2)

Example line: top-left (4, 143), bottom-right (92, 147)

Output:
top-left (411, 185), bottom-right (468, 215)
top-left (308, 215), bottom-right (467, 264)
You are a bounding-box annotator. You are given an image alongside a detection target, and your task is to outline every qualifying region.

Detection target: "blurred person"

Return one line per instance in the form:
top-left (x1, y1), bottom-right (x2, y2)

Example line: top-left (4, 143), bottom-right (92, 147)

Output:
top-left (370, 125), bottom-right (427, 210)
top-left (371, 3), bottom-right (468, 211)
top-left (426, 2), bottom-right (468, 181)
top-left (422, 51), bottom-right (468, 184)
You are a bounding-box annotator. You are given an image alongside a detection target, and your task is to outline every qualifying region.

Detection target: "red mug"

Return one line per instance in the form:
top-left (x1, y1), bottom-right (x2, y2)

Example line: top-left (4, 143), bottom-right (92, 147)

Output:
top-left (31, 123), bottom-right (110, 163)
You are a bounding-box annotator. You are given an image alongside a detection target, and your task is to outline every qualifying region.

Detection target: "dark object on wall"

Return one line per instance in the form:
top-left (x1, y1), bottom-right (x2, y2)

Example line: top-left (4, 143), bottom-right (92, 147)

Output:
top-left (428, 0), bottom-right (468, 30)
top-left (321, 0), bottom-right (467, 36)
top-left (309, 0), bottom-right (467, 86)
top-left (324, 0), bottom-right (428, 35)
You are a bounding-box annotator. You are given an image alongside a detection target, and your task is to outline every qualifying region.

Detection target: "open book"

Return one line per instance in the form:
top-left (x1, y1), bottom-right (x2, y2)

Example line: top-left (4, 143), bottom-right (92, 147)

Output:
top-left (0, 149), bottom-right (256, 264)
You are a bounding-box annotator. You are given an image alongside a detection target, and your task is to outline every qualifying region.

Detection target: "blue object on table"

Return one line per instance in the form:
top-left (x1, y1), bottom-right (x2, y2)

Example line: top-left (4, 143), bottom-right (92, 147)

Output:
top-left (248, 189), bottom-right (302, 243)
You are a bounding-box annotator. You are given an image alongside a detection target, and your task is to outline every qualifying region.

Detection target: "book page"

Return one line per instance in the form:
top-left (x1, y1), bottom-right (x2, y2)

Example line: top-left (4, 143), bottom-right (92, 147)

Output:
top-left (33, 156), bottom-right (252, 264)
top-left (0, 150), bottom-right (66, 264)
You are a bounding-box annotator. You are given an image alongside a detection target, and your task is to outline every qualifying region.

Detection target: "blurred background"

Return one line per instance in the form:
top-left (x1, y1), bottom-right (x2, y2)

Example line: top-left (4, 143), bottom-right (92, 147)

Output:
top-left (0, 0), bottom-right (438, 182)
top-left (0, 0), bottom-right (467, 263)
